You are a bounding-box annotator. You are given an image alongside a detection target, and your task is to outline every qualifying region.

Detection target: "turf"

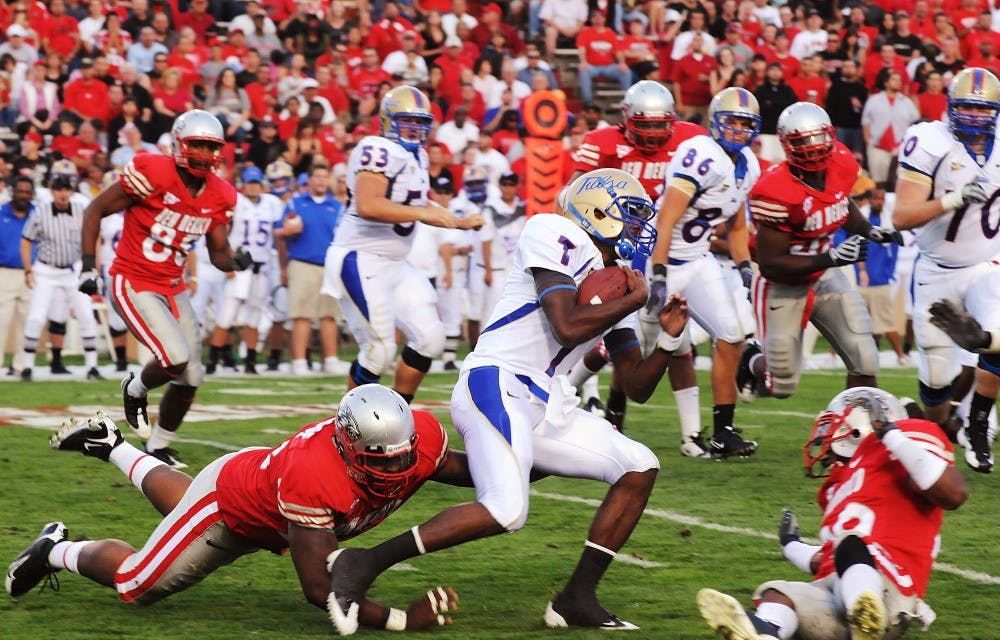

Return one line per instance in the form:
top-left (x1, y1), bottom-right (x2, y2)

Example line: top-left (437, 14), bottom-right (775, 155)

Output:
top-left (1, 369), bottom-right (997, 639)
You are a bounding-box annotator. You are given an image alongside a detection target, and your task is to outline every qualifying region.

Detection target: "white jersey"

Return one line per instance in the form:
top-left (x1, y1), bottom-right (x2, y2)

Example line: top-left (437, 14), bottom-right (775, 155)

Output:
top-left (897, 120), bottom-right (1000, 267)
top-left (334, 135), bottom-right (430, 260)
top-left (405, 222), bottom-right (442, 281)
top-left (230, 193), bottom-right (284, 263)
top-left (444, 193), bottom-right (480, 274)
top-left (664, 135), bottom-right (760, 263)
top-left (99, 211), bottom-right (124, 279)
top-left (476, 196), bottom-right (527, 272)
top-left (465, 214), bottom-right (637, 388)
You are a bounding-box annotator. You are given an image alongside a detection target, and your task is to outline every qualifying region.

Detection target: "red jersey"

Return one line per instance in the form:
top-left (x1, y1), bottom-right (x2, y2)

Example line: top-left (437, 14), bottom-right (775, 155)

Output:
top-left (749, 142), bottom-right (860, 285)
top-left (573, 121), bottom-right (707, 199)
top-left (813, 418), bottom-right (953, 597)
top-left (215, 410), bottom-right (448, 553)
top-left (114, 154), bottom-right (235, 294)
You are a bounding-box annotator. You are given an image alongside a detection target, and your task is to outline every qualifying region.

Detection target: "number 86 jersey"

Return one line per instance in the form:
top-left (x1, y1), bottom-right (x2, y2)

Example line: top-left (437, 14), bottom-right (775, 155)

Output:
top-left (897, 120), bottom-right (1000, 268)
top-left (334, 135), bottom-right (431, 260)
top-left (662, 135), bottom-right (760, 263)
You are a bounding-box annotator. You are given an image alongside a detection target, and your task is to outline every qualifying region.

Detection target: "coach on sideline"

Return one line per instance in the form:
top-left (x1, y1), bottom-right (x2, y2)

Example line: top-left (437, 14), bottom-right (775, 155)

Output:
top-left (0, 176), bottom-right (36, 376)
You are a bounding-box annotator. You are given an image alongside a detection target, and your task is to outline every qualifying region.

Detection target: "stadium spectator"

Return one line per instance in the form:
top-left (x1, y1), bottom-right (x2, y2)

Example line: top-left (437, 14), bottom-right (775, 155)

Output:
top-left (915, 69), bottom-right (947, 120)
top-left (427, 141), bottom-right (454, 185)
top-left (788, 54), bottom-right (828, 104)
top-left (284, 120), bottom-right (324, 175)
top-left (442, 0), bottom-right (478, 41)
top-left (673, 32), bottom-right (716, 124)
top-left (470, 2), bottom-right (525, 58)
top-left (228, 0), bottom-right (276, 37)
top-left (825, 58), bottom-right (868, 154)
top-left (350, 46), bottom-right (392, 102)
top-left (541, 0), bottom-right (588, 55)
top-left (122, 0), bottom-right (154, 39)
top-left (204, 68), bottom-right (252, 142)
top-left (933, 35), bottom-right (966, 78)
top-left (766, 30), bottom-right (801, 78)
top-left (471, 130), bottom-right (510, 186)
top-left (0, 24), bottom-right (36, 67)
top-left (490, 109), bottom-right (523, 153)
top-left (861, 70), bottom-right (918, 184)
top-left (127, 26), bottom-right (169, 74)
top-left (889, 11), bottom-right (923, 59)
top-left (516, 43), bottom-right (558, 90)
top-left (110, 122), bottom-right (159, 167)
top-left (18, 62), bottom-right (61, 133)
top-left (837, 26), bottom-right (867, 66)
top-left (62, 58), bottom-right (111, 124)
top-left (435, 106), bottom-right (479, 160)
top-left (789, 8), bottom-right (827, 60)
top-left (818, 30), bottom-right (846, 78)
top-left (381, 31), bottom-right (428, 86)
top-left (0, 177), bottom-right (35, 376)
top-left (709, 46), bottom-right (739, 95)
top-left (968, 37), bottom-right (1000, 78)
top-left (576, 9), bottom-right (630, 103)
top-left (671, 11), bottom-right (716, 60)
top-left (863, 42), bottom-right (910, 91)
top-left (42, 0), bottom-right (81, 61)
top-left (151, 67), bottom-right (194, 136)
top-left (244, 10), bottom-right (283, 56)
top-left (277, 53), bottom-right (311, 104)
top-left (753, 62), bottom-right (797, 163)
top-left (720, 21), bottom-right (754, 68)
top-left (367, 1), bottom-right (417, 60)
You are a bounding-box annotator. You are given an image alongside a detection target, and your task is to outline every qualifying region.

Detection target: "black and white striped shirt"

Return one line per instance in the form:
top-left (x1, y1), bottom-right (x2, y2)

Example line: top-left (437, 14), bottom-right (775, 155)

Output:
top-left (22, 197), bottom-right (86, 268)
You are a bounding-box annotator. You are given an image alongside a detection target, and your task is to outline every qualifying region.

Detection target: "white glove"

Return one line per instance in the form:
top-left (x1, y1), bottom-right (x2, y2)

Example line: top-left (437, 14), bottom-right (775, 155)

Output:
top-left (941, 182), bottom-right (988, 211)
top-left (827, 235), bottom-right (868, 266)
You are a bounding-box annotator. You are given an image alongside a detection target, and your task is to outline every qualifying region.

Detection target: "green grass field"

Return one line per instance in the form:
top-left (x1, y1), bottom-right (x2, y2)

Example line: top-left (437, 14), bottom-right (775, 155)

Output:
top-left (1, 369), bottom-right (998, 639)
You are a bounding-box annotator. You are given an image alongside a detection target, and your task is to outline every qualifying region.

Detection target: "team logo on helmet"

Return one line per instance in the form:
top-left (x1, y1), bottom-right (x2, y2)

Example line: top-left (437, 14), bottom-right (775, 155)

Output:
top-left (563, 168), bottom-right (657, 260)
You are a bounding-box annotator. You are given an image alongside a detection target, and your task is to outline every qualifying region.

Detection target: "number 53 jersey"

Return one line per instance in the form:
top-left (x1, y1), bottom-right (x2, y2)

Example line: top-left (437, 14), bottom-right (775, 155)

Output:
top-left (334, 135), bottom-right (431, 260)
top-left (897, 119), bottom-right (1000, 268)
top-left (662, 135), bottom-right (760, 262)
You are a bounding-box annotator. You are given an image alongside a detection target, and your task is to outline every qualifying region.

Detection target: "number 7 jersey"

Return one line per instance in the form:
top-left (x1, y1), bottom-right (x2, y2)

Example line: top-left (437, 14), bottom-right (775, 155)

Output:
top-left (334, 135), bottom-right (431, 260)
top-left (897, 120), bottom-right (1000, 267)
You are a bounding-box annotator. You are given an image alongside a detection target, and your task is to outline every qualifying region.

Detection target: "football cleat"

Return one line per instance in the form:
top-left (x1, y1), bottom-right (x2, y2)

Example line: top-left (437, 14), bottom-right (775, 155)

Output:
top-left (544, 596), bottom-right (639, 631)
top-left (327, 548), bottom-right (378, 636)
top-left (86, 367), bottom-right (104, 380)
top-left (121, 372), bottom-right (151, 439)
top-left (5, 521), bottom-right (67, 597)
top-left (145, 447), bottom-right (188, 470)
top-left (963, 420), bottom-right (994, 474)
top-left (20, 368), bottom-right (32, 382)
top-left (736, 342), bottom-right (762, 403)
top-left (50, 362), bottom-right (71, 375)
top-left (710, 426), bottom-right (758, 460)
top-left (681, 432), bottom-right (711, 458)
top-left (697, 589), bottom-right (779, 640)
top-left (847, 590), bottom-right (886, 640)
top-left (50, 412), bottom-right (124, 462)
top-left (244, 361), bottom-right (258, 375)
top-left (442, 360), bottom-right (458, 372)
top-left (584, 396), bottom-right (607, 419)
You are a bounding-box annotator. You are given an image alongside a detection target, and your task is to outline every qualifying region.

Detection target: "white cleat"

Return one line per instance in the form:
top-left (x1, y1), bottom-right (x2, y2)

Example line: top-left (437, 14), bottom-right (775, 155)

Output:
top-left (697, 589), bottom-right (778, 640)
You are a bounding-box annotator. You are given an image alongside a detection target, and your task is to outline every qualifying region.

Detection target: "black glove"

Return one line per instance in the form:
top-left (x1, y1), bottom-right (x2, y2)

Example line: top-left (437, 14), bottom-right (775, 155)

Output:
top-left (737, 260), bottom-right (754, 290)
top-left (778, 509), bottom-right (800, 547)
top-left (233, 247), bottom-right (254, 271)
top-left (828, 236), bottom-right (868, 266)
top-left (866, 226), bottom-right (904, 245)
top-left (643, 264), bottom-right (667, 317)
top-left (78, 269), bottom-right (103, 296)
top-left (929, 299), bottom-right (990, 352)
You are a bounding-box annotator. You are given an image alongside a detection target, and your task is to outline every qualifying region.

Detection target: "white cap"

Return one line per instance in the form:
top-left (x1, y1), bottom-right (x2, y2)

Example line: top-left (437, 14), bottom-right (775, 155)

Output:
top-left (6, 24), bottom-right (27, 38)
top-left (300, 78), bottom-right (319, 89)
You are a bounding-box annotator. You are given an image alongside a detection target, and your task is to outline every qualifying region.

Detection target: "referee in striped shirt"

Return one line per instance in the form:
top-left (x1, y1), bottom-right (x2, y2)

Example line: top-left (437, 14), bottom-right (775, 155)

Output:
top-left (19, 176), bottom-right (103, 381)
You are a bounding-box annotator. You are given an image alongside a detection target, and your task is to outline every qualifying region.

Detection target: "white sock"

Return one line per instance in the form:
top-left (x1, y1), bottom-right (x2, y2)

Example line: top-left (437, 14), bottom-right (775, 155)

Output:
top-left (109, 441), bottom-right (165, 490)
top-left (581, 375), bottom-right (599, 401)
top-left (839, 564), bottom-right (883, 613)
top-left (127, 374), bottom-right (148, 398)
top-left (145, 425), bottom-right (177, 452)
top-left (674, 386), bottom-right (701, 437)
top-left (84, 349), bottom-right (98, 368)
top-left (48, 540), bottom-right (93, 574)
top-left (755, 602), bottom-right (798, 639)
top-left (291, 358), bottom-right (308, 373)
top-left (568, 362), bottom-right (599, 390)
top-left (323, 355), bottom-right (342, 370)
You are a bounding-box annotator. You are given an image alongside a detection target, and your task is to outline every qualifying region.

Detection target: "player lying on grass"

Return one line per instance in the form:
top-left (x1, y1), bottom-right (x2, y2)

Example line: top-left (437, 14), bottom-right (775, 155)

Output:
top-left (697, 387), bottom-right (967, 640)
top-left (7, 385), bottom-right (466, 633)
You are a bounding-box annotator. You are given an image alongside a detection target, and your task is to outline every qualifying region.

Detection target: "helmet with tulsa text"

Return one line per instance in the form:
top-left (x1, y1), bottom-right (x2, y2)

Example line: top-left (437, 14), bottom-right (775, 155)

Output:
top-left (49, 159), bottom-right (79, 188)
top-left (170, 109), bottom-right (225, 178)
top-left (621, 80), bottom-right (677, 153)
top-left (334, 384), bottom-right (419, 499)
top-left (776, 102), bottom-right (835, 172)
top-left (947, 67), bottom-right (1000, 141)
top-left (803, 387), bottom-right (908, 478)
top-left (708, 87), bottom-right (761, 153)
top-left (266, 160), bottom-right (294, 195)
top-left (463, 166), bottom-right (488, 204)
top-left (563, 168), bottom-right (657, 260)
top-left (380, 85), bottom-right (435, 152)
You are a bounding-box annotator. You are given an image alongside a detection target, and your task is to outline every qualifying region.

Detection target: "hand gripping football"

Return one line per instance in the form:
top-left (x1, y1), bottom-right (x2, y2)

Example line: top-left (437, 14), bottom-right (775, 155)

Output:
top-left (577, 266), bottom-right (628, 305)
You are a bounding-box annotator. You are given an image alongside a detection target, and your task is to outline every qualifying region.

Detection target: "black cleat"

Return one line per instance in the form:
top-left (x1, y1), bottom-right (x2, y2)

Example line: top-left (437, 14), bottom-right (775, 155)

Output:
top-left (221, 353), bottom-right (237, 369)
top-left (115, 360), bottom-right (128, 372)
top-left (736, 341), bottom-right (762, 402)
top-left (544, 593), bottom-right (639, 630)
top-left (145, 446), bottom-right (188, 470)
top-left (681, 432), bottom-right (711, 458)
top-left (266, 356), bottom-right (280, 372)
top-left (50, 412), bottom-right (124, 461)
top-left (244, 361), bottom-right (258, 375)
top-left (50, 363), bottom-right (71, 375)
top-left (21, 368), bottom-right (32, 382)
top-left (5, 522), bottom-right (67, 597)
top-left (121, 372), bottom-right (151, 439)
top-left (710, 426), bottom-right (758, 459)
top-left (86, 367), bottom-right (104, 380)
top-left (205, 362), bottom-right (217, 375)
top-left (442, 360), bottom-right (458, 371)
top-left (583, 396), bottom-right (606, 419)
top-left (964, 420), bottom-right (994, 474)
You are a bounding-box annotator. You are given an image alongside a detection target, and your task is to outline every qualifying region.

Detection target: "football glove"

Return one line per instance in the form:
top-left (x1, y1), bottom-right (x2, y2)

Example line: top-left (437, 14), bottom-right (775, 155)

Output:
top-left (827, 235), bottom-right (867, 266)
top-left (737, 260), bottom-right (754, 291)
top-left (232, 247), bottom-right (254, 271)
top-left (778, 509), bottom-right (800, 547)
top-left (929, 299), bottom-right (991, 352)
top-left (941, 182), bottom-right (989, 211)
top-left (643, 264), bottom-right (668, 318)
top-left (78, 269), bottom-right (103, 296)
top-left (866, 226), bottom-right (904, 245)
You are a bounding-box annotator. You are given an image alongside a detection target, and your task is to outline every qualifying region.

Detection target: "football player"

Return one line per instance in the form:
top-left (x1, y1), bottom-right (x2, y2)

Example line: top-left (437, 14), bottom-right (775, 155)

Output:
top-left (736, 102), bottom-right (901, 400)
top-left (262, 159), bottom-right (297, 371)
top-left (324, 168), bottom-right (690, 633)
top-left (12, 385), bottom-right (464, 633)
top-left (646, 87), bottom-right (762, 459)
top-left (323, 85), bottom-right (483, 403)
top-left (892, 67), bottom-right (1000, 473)
top-left (569, 81), bottom-right (708, 434)
top-left (78, 110), bottom-right (253, 469)
top-left (206, 166), bottom-right (284, 375)
top-left (698, 387), bottom-right (966, 640)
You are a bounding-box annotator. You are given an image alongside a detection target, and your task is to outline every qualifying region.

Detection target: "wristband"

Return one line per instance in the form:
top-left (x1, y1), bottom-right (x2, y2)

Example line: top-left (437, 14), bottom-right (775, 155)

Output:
top-left (985, 329), bottom-right (1000, 353)
top-left (82, 254), bottom-right (97, 271)
top-left (385, 608), bottom-right (407, 631)
top-left (656, 330), bottom-right (682, 353)
top-left (652, 263), bottom-right (667, 277)
top-left (737, 260), bottom-right (752, 271)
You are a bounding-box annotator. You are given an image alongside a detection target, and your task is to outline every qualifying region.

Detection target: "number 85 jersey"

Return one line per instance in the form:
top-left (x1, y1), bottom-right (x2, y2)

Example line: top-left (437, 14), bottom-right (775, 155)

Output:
top-left (662, 135), bottom-right (760, 262)
top-left (334, 135), bottom-right (430, 260)
top-left (897, 120), bottom-right (1000, 267)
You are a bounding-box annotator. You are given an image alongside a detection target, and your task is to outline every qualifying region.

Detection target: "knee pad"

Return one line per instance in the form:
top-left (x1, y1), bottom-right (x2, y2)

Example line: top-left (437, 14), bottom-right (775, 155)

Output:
top-left (48, 321), bottom-right (67, 336)
top-left (919, 347), bottom-right (961, 390)
top-left (410, 322), bottom-right (445, 360)
top-left (979, 354), bottom-right (1000, 377)
top-left (834, 535), bottom-right (875, 574)
top-left (358, 336), bottom-right (395, 375)
top-left (765, 333), bottom-right (799, 381)
top-left (350, 361), bottom-right (382, 387)
top-left (401, 346), bottom-right (433, 373)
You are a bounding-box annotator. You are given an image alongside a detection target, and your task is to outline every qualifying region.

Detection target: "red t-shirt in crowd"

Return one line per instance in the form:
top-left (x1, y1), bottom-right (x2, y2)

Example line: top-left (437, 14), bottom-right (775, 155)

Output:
top-left (348, 66), bottom-right (392, 101)
top-left (672, 53), bottom-right (716, 108)
top-left (620, 34), bottom-right (656, 65)
top-left (577, 26), bottom-right (621, 66)
top-left (788, 74), bottom-right (828, 104)
top-left (63, 78), bottom-right (111, 122)
top-left (916, 91), bottom-right (947, 120)
top-left (42, 14), bottom-right (78, 59)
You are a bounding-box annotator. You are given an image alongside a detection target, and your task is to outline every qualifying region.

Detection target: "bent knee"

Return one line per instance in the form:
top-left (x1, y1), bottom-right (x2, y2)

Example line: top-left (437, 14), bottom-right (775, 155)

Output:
top-left (481, 494), bottom-right (528, 532)
top-left (359, 337), bottom-right (396, 375)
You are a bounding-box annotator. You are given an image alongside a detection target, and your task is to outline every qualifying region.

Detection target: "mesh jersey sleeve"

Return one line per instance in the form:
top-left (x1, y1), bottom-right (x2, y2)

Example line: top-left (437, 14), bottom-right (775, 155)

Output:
top-left (120, 155), bottom-right (158, 198)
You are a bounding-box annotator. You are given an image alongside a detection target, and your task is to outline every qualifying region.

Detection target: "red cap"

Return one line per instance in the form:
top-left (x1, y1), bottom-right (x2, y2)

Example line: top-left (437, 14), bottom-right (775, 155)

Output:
top-left (482, 3), bottom-right (502, 15)
top-left (24, 131), bottom-right (42, 144)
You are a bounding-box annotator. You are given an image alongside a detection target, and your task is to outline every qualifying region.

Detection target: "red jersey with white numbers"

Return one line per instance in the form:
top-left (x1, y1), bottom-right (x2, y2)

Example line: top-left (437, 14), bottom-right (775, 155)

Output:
top-left (113, 154), bottom-right (236, 294)
top-left (748, 142), bottom-right (860, 285)
top-left (813, 418), bottom-right (952, 598)
top-left (573, 121), bottom-right (706, 199)
top-left (215, 410), bottom-right (448, 553)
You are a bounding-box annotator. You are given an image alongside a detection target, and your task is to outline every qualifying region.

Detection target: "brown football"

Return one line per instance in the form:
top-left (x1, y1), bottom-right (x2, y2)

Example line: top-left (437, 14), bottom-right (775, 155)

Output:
top-left (577, 266), bottom-right (628, 305)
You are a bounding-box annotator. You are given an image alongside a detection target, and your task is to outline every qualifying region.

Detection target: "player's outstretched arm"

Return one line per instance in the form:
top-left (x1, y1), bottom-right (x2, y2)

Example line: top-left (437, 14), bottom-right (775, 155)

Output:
top-left (535, 266), bottom-right (648, 347)
top-left (608, 295), bottom-right (690, 403)
top-left (354, 171), bottom-right (453, 227)
top-left (205, 224), bottom-right (252, 272)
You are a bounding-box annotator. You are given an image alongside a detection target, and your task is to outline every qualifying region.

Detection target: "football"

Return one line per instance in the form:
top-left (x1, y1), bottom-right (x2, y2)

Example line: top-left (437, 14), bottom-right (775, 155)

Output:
top-left (577, 266), bottom-right (628, 305)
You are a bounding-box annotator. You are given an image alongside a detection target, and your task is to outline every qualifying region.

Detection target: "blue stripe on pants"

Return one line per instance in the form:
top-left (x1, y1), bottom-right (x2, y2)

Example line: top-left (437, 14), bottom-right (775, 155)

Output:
top-left (341, 251), bottom-right (369, 320)
top-left (467, 366), bottom-right (513, 444)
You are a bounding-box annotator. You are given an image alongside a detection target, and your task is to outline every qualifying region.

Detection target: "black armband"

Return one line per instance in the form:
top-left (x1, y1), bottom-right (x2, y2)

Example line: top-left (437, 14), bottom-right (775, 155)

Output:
top-left (737, 260), bottom-right (752, 271)
top-left (651, 263), bottom-right (667, 277)
top-left (82, 254), bottom-right (97, 271)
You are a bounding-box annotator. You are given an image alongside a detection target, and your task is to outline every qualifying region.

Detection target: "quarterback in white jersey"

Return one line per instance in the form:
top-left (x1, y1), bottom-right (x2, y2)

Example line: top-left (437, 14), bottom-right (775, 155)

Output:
top-left (894, 67), bottom-right (1000, 473)
top-left (325, 169), bottom-right (689, 633)
top-left (646, 88), bottom-right (762, 460)
top-left (323, 86), bottom-right (482, 401)
top-left (99, 211), bottom-right (130, 371)
top-left (206, 166), bottom-right (284, 374)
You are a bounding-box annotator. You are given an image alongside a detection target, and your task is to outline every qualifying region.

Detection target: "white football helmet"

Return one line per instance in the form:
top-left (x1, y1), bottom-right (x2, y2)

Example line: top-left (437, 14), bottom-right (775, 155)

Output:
top-left (563, 168), bottom-right (657, 260)
top-left (334, 384), bottom-right (419, 499)
top-left (804, 387), bottom-right (908, 477)
top-left (621, 80), bottom-right (676, 153)
top-left (462, 166), bottom-right (488, 204)
top-left (776, 102), bottom-right (834, 172)
top-left (170, 109), bottom-right (225, 177)
top-left (49, 159), bottom-right (79, 187)
top-left (266, 160), bottom-right (294, 196)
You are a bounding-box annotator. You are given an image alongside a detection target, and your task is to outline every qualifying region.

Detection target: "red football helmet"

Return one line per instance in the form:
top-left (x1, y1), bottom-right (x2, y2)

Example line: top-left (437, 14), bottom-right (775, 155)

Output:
top-left (776, 102), bottom-right (835, 172)
top-left (170, 109), bottom-right (225, 177)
